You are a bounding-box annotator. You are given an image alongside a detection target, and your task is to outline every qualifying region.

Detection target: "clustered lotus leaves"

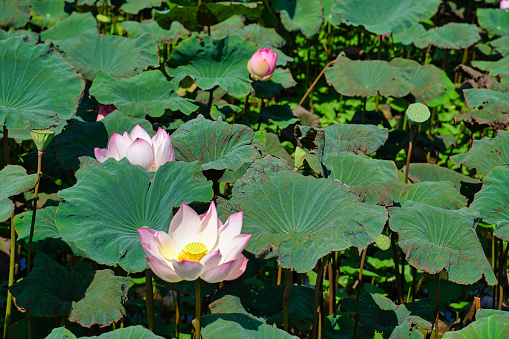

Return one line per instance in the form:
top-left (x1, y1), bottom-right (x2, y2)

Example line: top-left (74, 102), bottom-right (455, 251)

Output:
top-left (138, 202), bottom-right (251, 283)
top-left (247, 48), bottom-right (277, 81)
top-left (94, 124), bottom-right (174, 171)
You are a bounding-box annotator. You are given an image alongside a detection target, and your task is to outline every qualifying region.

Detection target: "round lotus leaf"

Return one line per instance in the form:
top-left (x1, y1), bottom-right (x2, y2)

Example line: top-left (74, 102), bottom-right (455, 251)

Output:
top-left (89, 71), bottom-right (198, 117)
top-left (31, 0), bottom-right (69, 28)
top-left (388, 202), bottom-right (497, 285)
top-left (451, 130), bottom-right (509, 175)
top-left (476, 309), bottom-right (509, 320)
top-left (154, 2), bottom-right (263, 32)
top-left (122, 20), bottom-right (188, 46)
top-left (472, 56), bottom-right (509, 78)
top-left (166, 35), bottom-right (258, 97)
top-left (200, 313), bottom-right (298, 339)
top-left (443, 315), bottom-right (509, 339)
top-left (45, 327), bottom-right (77, 339)
top-left (477, 8), bottom-right (509, 36)
top-left (423, 23), bottom-right (480, 49)
top-left (55, 33), bottom-right (159, 81)
top-left (325, 57), bottom-right (413, 98)
top-left (0, 37), bottom-right (85, 130)
top-left (394, 24), bottom-right (430, 49)
top-left (492, 36), bottom-right (509, 57)
top-left (40, 12), bottom-right (98, 42)
top-left (400, 182), bottom-right (468, 210)
top-left (389, 58), bottom-right (445, 104)
top-left (405, 103), bottom-right (430, 125)
top-left (0, 0), bottom-right (30, 28)
top-left (0, 29), bottom-right (38, 44)
top-left (171, 115), bottom-right (259, 171)
top-left (408, 163), bottom-right (479, 193)
top-left (272, 0), bottom-right (323, 38)
top-left (15, 206), bottom-right (60, 243)
top-left (47, 325), bottom-right (164, 339)
top-left (55, 159), bottom-right (213, 273)
top-left (121, 0), bottom-right (165, 15)
top-left (0, 165), bottom-right (38, 223)
top-left (463, 89), bottom-right (509, 113)
top-left (471, 166), bottom-right (509, 242)
top-left (330, 0), bottom-right (440, 35)
top-left (323, 152), bottom-right (405, 205)
top-left (222, 171), bottom-right (388, 273)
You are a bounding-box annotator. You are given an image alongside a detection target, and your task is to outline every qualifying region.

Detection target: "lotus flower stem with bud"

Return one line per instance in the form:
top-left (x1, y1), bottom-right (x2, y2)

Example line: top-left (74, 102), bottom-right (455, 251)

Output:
top-left (247, 48), bottom-right (277, 82)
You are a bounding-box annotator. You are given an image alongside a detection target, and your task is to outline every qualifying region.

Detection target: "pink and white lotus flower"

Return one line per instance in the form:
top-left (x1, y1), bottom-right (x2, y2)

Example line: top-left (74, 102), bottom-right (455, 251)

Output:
top-left (94, 125), bottom-right (174, 171)
top-left (247, 48), bottom-right (277, 81)
top-left (138, 202), bottom-right (251, 283)
top-left (501, 0), bottom-right (509, 10)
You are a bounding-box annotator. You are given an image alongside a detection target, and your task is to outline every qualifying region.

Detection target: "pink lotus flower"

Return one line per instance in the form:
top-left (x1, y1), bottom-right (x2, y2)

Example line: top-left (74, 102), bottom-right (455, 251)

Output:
top-left (247, 48), bottom-right (277, 81)
top-left (94, 125), bottom-right (175, 171)
top-left (138, 202), bottom-right (251, 283)
top-left (502, 0), bottom-right (509, 10)
top-left (96, 104), bottom-right (116, 121)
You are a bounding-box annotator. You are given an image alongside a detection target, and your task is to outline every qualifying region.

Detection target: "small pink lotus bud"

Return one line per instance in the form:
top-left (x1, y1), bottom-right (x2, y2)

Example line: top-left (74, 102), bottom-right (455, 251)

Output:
top-left (247, 48), bottom-right (277, 81)
top-left (96, 104), bottom-right (116, 121)
top-left (502, 0), bottom-right (509, 10)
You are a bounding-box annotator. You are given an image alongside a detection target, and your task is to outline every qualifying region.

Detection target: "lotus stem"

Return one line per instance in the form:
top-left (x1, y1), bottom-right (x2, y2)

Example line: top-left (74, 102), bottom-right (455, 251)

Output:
top-left (433, 274), bottom-right (441, 339)
top-left (3, 125), bottom-right (10, 165)
top-left (391, 232), bottom-right (404, 304)
top-left (375, 93), bottom-right (379, 112)
top-left (195, 279), bottom-right (201, 339)
top-left (312, 255), bottom-right (329, 339)
top-left (242, 93), bottom-right (250, 117)
top-left (145, 270), bottom-right (155, 332)
top-left (208, 87), bottom-right (214, 111)
top-left (404, 124), bottom-right (416, 184)
top-left (283, 269), bottom-right (293, 332)
top-left (277, 265), bottom-right (282, 285)
top-left (175, 291), bottom-right (180, 338)
top-left (27, 150), bottom-right (42, 275)
top-left (424, 44), bottom-right (432, 65)
top-left (298, 60), bottom-right (335, 107)
top-left (328, 259), bottom-right (334, 315)
top-left (353, 247), bottom-right (368, 338)
top-left (3, 212), bottom-right (16, 339)
top-left (410, 267), bottom-right (417, 302)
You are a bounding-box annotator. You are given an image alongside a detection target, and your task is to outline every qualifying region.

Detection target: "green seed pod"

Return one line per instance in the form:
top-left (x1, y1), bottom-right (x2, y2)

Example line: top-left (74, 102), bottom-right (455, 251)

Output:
top-left (30, 129), bottom-right (55, 151)
top-left (375, 234), bottom-right (391, 251)
top-left (405, 103), bottom-right (430, 125)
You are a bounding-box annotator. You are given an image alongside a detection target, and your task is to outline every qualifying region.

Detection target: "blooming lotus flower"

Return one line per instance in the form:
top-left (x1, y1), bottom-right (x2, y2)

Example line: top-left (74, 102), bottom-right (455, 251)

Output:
top-left (138, 202), bottom-right (251, 283)
top-left (94, 125), bottom-right (175, 171)
top-left (502, 0), bottom-right (509, 10)
top-left (96, 104), bottom-right (116, 121)
top-left (247, 48), bottom-right (277, 81)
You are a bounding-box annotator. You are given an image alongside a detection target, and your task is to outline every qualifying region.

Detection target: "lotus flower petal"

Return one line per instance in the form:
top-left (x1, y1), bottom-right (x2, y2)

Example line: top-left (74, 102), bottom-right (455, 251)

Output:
top-left (110, 133), bottom-right (132, 159)
top-left (222, 234), bottom-right (251, 263)
top-left (169, 203), bottom-right (202, 249)
top-left (247, 48), bottom-right (277, 81)
top-left (225, 254), bottom-right (249, 281)
top-left (94, 147), bottom-right (111, 163)
top-left (152, 127), bottom-right (175, 170)
top-left (129, 124), bottom-right (152, 144)
top-left (147, 257), bottom-right (182, 283)
top-left (201, 259), bottom-right (237, 283)
top-left (126, 138), bottom-right (155, 171)
top-left (195, 201), bottom-right (219, 250)
top-left (201, 250), bottom-right (222, 272)
top-left (172, 259), bottom-right (203, 281)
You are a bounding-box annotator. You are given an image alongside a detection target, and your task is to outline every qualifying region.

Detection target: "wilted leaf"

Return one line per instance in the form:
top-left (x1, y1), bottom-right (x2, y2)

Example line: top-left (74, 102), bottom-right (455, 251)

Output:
top-left (463, 89), bottom-right (509, 113)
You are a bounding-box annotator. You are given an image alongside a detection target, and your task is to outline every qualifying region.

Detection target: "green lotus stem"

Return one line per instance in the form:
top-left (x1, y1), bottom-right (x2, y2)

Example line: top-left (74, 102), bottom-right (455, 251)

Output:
top-left (424, 44), bottom-right (432, 65)
top-left (175, 291), bottom-right (180, 338)
top-left (433, 274), bottom-right (441, 339)
top-left (27, 150), bottom-right (42, 275)
top-left (198, 0), bottom-right (201, 6)
top-left (410, 267), bottom-right (417, 302)
top-left (353, 247), bottom-right (368, 338)
top-left (327, 259), bottom-right (334, 315)
top-left (375, 93), bottom-right (379, 111)
top-left (391, 232), bottom-right (404, 304)
top-left (207, 88), bottom-right (214, 111)
top-left (3, 125), bottom-right (10, 165)
top-left (3, 212), bottom-right (16, 339)
top-left (145, 270), bottom-right (155, 332)
top-left (283, 269), bottom-right (293, 332)
top-left (499, 243), bottom-right (509, 310)
top-left (242, 93), bottom-right (250, 117)
top-left (404, 124), bottom-right (417, 184)
top-left (298, 60), bottom-right (335, 107)
top-left (312, 255), bottom-right (329, 339)
top-left (195, 279), bottom-right (201, 339)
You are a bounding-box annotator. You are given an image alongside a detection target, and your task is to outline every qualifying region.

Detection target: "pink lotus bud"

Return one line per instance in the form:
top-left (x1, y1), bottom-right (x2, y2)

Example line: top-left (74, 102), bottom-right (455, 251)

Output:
top-left (247, 48), bottom-right (277, 81)
top-left (96, 104), bottom-right (116, 121)
top-left (502, 0), bottom-right (509, 10)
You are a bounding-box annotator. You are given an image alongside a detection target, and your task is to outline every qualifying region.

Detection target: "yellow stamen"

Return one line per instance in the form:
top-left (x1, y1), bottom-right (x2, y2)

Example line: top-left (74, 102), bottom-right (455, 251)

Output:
top-left (178, 242), bottom-right (209, 262)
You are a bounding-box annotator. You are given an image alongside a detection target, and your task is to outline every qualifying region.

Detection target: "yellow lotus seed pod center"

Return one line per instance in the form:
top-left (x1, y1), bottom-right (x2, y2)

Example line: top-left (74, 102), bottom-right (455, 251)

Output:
top-left (178, 242), bottom-right (209, 262)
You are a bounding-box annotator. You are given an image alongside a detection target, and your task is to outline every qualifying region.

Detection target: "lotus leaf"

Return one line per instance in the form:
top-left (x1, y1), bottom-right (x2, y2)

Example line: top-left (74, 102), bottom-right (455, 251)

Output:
top-left (31, 0), bottom-right (69, 28)
top-left (477, 8), bottom-right (509, 36)
top-left (325, 57), bottom-right (413, 98)
top-left (408, 164), bottom-right (478, 192)
top-left (0, 166), bottom-right (38, 223)
top-left (56, 33), bottom-right (159, 81)
top-left (46, 325), bottom-right (164, 339)
top-left (330, 0), bottom-right (440, 35)
top-left (260, 104), bottom-right (299, 128)
top-left (0, 0), bottom-right (30, 28)
top-left (476, 309), bottom-right (509, 320)
top-left (171, 115), bottom-right (259, 171)
top-left (451, 130), bottom-right (509, 175)
top-left (253, 68), bottom-right (297, 99)
top-left (423, 23), bottom-right (480, 49)
top-left (121, 0), bottom-right (165, 15)
top-left (400, 182), bottom-right (468, 210)
top-left (492, 36), bottom-right (509, 57)
top-left (45, 327), bottom-right (77, 339)
top-left (395, 24), bottom-right (430, 49)
top-left (0, 29), bottom-right (38, 43)
top-left (471, 166), bottom-right (509, 242)
top-left (472, 56), bottom-right (509, 77)
top-left (222, 171), bottom-right (387, 272)
top-left (272, 0), bottom-right (323, 38)
top-left (323, 152), bottom-right (405, 205)
top-left (122, 20), bottom-right (188, 45)
top-left (0, 37), bottom-right (85, 130)
top-left (55, 159), bottom-right (213, 272)
top-left (254, 131), bottom-right (293, 163)
top-left (463, 89), bottom-right (509, 113)
top-left (442, 315), bottom-right (509, 338)
top-left (89, 71), bottom-right (198, 117)
top-left (15, 206), bottom-right (60, 243)
top-left (388, 201), bottom-right (497, 285)
top-left (40, 12), bottom-right (98, 42)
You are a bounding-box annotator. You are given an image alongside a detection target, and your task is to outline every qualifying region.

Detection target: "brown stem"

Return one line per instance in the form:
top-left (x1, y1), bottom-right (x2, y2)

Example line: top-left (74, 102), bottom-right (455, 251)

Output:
top-left (283, 269), bottom-right (293, 332)
top-left (404, 124), bottom-right (416, 184)
top-left (277, 265), bottom-right (282, 285)
top-left (175, 291), bottom-right (180, 338)
top-left (391, 232), bottom-right (404, 304)
top-left (145, 270), bottom-right (155, 332)
top-left (328, 259), bottom-right (334, 315)
top-left (3, 212), bottom-right (16, 338)
top-left (3, 125), bottom-right (10, 165)
top-left (433, 274), bottom-right (441, 339)
top-left (194, 279), bottom-right (201, 339)
top-left (312, 255), bottom-right (329, 339)
top-left (298, 60), bottom-right (335, 107)
top-left (27, 150), bottom-right (42, 275)
top-left (353, 247), bottom-right (368, 339)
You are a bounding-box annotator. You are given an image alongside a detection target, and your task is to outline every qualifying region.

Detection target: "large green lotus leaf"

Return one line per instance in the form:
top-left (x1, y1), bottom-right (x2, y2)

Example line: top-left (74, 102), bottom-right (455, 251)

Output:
top-left (45, 327), bottom-right (77, 339)
top-left (471, 166), bottom-right (509, 242)
top-left (121, 0), bottom-right (165, 15)
top-left (323, 153), bottom-right (405, 205)
top-left (472, 56), bottom-right (509, 78)
top-left (476, 309), bottom-right (509, 320)
top-left (15, 206), bottom-right (60, 242)
top-left (451, 130), bottom-right (509, 175)
top-left (463, 89), bottom-right (509, 113)
top-left (89, 71), bottom-right (197, 117)
top-left (477, 8), bottom-right (509, 36)
top-left (442, 315), bottom-right (509, 338)
top-left (253, 68), bottom-right (297, 99)
top-left (223, 171), bottom-right (388, 272)
top-left (31, 0), bottom-right (70, 28)
top-left (0, 166), bottom-right (38, 223)
top-left (388, 202), bottom-right (497, 285)
top-left (122, 20), bottom-right (188, 45)
top-left (272, 0), bottom-right (323, 38)
top-left (389, 58), bottom-right (445, 104)
top-left (154, 2), bottom-right (263, 32)
top-left (40, 12), bottom-right (98, 42)
top-left (330, 0), bottom-right (440, 35)
top-left (0, 0), bottom-right (30, 28)
top-left (408, 163), bottom-right (479, 193)
top-left (454, 109), bottom-right (509, 129)
top-left (492, 36), bottom-right (509, 57)
top-left (210, 283), bottom-right (314, 331)
top-left (423, 23), bottom-right (480, 49)
top-left (355, 293), bottom-right (431, 338)
top-left (166, 35), bottom-right (258, 97)
top-left (56, 33), bottom-right (159, 81)
top-left (395, 24), bottom-right (430, 49)
top-left (200, 313), bottom-right (298, 339)
top-left (171, 115), bottom-right (259, 171)
top-left (253, 131), bottom-right (293, 164)
top-left (260, 104), bottom-right (299, 129)
top-left (55, 159), bottom-right (213, 272)
top-left (46, 326), bottom-right (164, 339)
top-left (0, 29), bottom-right (38, 43)
top-left (0, 37), bottom-right (85, 130)
top-left (10, 252), bottom-right (130, 323)
top-left (325, 57), bottom-right (413, 98)
top-left (400, 182), bottom-right (468, 210)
